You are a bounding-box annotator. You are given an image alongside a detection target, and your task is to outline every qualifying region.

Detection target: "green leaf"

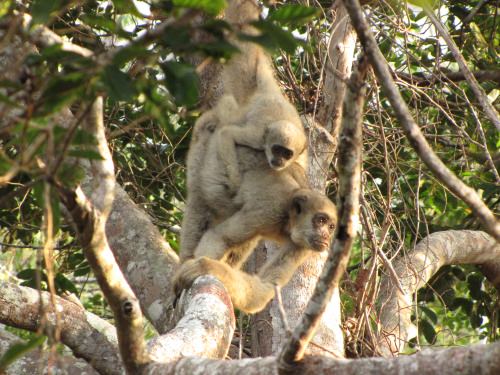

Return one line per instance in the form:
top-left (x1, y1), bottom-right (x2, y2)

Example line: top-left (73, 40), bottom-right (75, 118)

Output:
top-left (17, 268), bottom-right (37, 280)
top-left (198, 41), bottom-right (239, 59)
top-left (67, 252), bottom-right (85, 268)
top-left (0, 0), bottom-right (12, 18)
top-left (40, 44), bottom-right (91, 68)
top-left (419, 305), bottom-right (438, 324)
top-left (245, 20), bottom-right (303, 54)
top-left (57, 164), bottom-right (85, 188)
top-left (450, 266), bottom-right (466, 281)
top-left (74, 265), bottom-right (91, 277)
top-left (173, 0), bottom-right (227, 15)
top-left (112, 45), bottom-right (149, 66)
top-left (38, 72), bottom-right (87, 115)
top-left (453, 297), bottom-right (473, 314)
top-left (0, 154), bottom-right (12, 174)
top-left (467, 274), bottom-right (483, 300)
top-left (418, 319), bottom-right (436, 344)
top-left (68, 149), bottom-right (104, 160)
top-left (55, 273), bottom-right (79, 294)
top-left (69, 128), bottom-right (97, 146)
top-left (101, 65), bottom-right (136, 102)
top-left (268, 4), bottom-right (320, 26)
top-left (112, 0), bottom-right (141, 16)
top-left (30, 0), bottom-right (63, 25)
top-left (0, 335), bottom-right (46, 370)
top-left (406, 0), bottom-right (435, 9)
top-left (161, 61), bottom-right (199, 107)
top-left (81, 14), bottom-right (117, 34)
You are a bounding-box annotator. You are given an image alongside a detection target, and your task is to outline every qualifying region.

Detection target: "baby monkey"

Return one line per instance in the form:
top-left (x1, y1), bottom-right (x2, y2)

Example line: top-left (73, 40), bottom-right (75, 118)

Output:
top-left (212, 51), bottom-right (307, 190)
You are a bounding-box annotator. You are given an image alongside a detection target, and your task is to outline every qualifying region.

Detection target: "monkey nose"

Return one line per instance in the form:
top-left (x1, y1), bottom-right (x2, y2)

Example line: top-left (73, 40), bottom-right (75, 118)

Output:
top-left (271, 159), bottom-right (283, 168)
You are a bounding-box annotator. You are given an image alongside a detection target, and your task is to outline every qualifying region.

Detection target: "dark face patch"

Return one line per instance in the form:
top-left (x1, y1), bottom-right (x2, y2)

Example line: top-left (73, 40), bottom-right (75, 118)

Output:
top-left (271, 145), bottom-right (294, 161)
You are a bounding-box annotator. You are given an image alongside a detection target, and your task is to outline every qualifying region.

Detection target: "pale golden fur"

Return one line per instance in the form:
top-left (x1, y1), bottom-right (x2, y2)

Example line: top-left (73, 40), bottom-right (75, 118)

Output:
top-left (177, 1), bottom-right (336, 313)
top-left (216, 44), bottom-right (307, 189)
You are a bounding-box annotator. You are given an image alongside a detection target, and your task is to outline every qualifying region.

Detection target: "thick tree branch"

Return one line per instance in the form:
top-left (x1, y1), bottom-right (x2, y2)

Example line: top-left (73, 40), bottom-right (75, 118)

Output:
top-left (377, 230), bottom-right (500, 356)
top-left (56, 183), bottom-right (149, 373)
top-left (148, 276), bottom-right (235, 361)
top-left (316, 3), bottom-right (356, 137)
top-left (142, 340), bottom-right (500, 375)
top-left (279, 57), bottom-right (368, 367)
top-left (54, 94), bottom-right (149, 372)
top-left (0, 282), bottom-right (121, 375)
top-left (342, 0), bottom-right (500, 242)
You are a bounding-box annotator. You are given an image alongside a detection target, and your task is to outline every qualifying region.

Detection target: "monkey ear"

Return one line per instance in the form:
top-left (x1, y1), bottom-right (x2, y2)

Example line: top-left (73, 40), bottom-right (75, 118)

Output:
top-left (291, 194), bottom-right (308, 215)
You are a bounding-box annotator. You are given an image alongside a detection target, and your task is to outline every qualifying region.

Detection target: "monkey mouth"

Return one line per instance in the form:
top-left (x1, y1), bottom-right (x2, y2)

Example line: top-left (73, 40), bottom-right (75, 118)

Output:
top-left (311, 239), bottom-right (330, 251)
top-left (270, 160), bottom-right (285, 169)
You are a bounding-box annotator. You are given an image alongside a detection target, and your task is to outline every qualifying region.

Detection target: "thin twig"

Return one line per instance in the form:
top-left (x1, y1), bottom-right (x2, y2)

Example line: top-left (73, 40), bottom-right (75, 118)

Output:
top-left (424, 6), bottom-right (500, 132)
top-left (278, 56), bottom-right (368, 367)
top-left (274, 284), bottom-right (291, 334)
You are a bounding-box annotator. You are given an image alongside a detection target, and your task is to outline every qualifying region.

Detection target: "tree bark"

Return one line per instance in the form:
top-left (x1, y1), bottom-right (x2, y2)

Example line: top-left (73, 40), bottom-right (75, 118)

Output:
top-left (142, 340), bottom-right (500, 375)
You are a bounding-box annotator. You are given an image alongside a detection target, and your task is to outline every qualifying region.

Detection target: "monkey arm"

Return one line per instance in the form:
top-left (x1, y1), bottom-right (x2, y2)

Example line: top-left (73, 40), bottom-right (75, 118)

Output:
top-left (193, 207), bottom-right (270, 263)
top-left (215, 126), bottom-right (265, 190)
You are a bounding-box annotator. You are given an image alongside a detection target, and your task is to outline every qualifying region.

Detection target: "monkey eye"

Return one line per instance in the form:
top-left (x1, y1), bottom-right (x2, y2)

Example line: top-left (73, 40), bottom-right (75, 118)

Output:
top-left (329, 224), bottom-right (335, 230)
top-left (293, 200), bottom-right (302, 214)
top-left (271, 145), bottom-right (293, 160)
top-left (315, 214), bottom-right (329, 225)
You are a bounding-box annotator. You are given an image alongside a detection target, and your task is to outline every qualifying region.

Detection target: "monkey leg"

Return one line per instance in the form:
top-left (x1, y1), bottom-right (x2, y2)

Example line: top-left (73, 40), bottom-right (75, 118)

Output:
top-left (172, 257), bottom-right (274, 313)
top-left (174, 245), bottom-right (312, 313)
top-left (179, 194), bottom-right (213, 262)
top-left (193, 208), bottom-right (267, 264)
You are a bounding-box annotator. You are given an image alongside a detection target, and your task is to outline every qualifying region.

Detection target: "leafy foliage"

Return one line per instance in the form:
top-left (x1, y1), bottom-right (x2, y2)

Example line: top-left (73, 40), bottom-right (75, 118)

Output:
top-left (0, 0), bottom-right (498, 362)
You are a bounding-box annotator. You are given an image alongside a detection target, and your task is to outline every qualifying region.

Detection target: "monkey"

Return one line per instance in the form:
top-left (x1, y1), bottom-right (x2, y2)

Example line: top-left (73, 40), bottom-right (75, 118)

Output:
top-left (213, 44), bottom-right (308, 190)
top-left (174, 183), bottom-right (337, 313)
top-left (176, 0), bottom-right (335, 312)
top-left (179, 52), bottom-right (307, 258)
top-left (179, 95), bottom-right (243, 261)
top-left (177, 134), bottom-right (337, 313)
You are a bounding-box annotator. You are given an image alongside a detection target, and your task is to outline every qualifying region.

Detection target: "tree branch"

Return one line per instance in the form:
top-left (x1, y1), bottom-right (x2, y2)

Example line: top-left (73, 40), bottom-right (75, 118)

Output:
top-left (142, 340), bottom-right (500, 374)
top-left (147, 276), bottom-right (235, 361)
top-left (377, 230), bottom-right (500, 356)
top-left (395, 70), bottom-right (500, 86)
top-left (0, 282), bottom-right (121, 375)
top-left (342, 0), bottom-right (500, 242)
top-left (278, 56), bottom-right (368, 367)
top-left (54, 94), bottom-right (149, 372)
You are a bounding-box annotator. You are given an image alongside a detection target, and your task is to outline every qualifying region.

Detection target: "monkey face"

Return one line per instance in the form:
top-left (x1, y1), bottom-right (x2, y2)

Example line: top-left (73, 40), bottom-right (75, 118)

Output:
top-left (265, 121), bottom-right (306, 171)
top-left (288, 189), bottom-right (337, 252)
top-left (267, 144), bottom-right (294, 169)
